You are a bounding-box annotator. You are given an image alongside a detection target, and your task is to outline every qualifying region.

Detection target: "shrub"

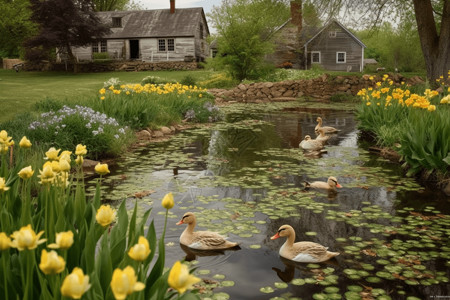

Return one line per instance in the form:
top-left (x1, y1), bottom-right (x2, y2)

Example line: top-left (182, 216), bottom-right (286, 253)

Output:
top-left (93, 52), bottom-right (109, 60)
top-left (141, 76), bottom-right (162, 85)
top-left (198, 73), bottom-right (237, 89)
top-left (180, 75), bottom-right (197, 86)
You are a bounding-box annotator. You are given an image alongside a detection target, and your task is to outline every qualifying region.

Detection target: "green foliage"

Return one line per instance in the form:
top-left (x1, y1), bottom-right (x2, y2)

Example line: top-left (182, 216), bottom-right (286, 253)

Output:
top-left (93, 52), bottom-right (110, 60)
top-left (259, 68), bottom-right (324, 82)
top-left (180, 75), bottom-right (197, 86)
top-left (208, 0), bottom-right (290, 81)
top-left (197, 72), bottom-right (238, 89)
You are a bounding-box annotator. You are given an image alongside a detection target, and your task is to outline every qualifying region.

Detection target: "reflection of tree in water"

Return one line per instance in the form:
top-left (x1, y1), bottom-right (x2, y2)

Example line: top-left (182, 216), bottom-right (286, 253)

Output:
top-left (206, 123), bottom-right (281, 176)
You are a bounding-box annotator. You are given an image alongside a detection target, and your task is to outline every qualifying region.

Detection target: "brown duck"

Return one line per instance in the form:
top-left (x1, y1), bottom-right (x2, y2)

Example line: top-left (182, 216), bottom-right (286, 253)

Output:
top-left (299, 135), bottom-right (324, 151)
top-left (315, 128), bottom-right (330, 143)
top-left (176, 212), bottom-right (238, 250)
top-left (304, 176), bottom-right (342, 191)
top-left (271, 225), bottom-right (339, 263)
top-left (315, 117), bottom-right (339, 133)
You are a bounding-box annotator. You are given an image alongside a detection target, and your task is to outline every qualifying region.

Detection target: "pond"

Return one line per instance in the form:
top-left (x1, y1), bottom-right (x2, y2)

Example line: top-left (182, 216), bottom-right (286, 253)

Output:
top-left (89, 102), bottom-right (450, 300)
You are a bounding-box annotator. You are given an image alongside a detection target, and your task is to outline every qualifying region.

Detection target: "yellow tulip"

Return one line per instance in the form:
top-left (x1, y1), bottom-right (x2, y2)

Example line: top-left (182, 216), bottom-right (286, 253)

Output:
top-left (161, 192), bottom-right (174, 209)
top-left (75, 144), bottom-right (87, 156)
top-left (60, 151), bottom-right (72, 163)
top-left (18, 166), bottom-right (34, 180)
top-left (0, 130), bottom-right (14, 146)
top-left (110, 266), bottom-right (145, 300)
top-left (96, 205), bottom-right (116, 227)
top-left (95, 163), bottom-right (110, 176)
top-left (61, 267), bottom-right (91, 299)
top-left (168, 261), bottom-right (200, 294)
top-left (38, 165), bottom-right (55, 185)
top-left (10, 224), bottom-right (46, 250)
top-left (39, 249), bottom-right (66, 275)
top-left (0, 232), bottom-right (12, 250)
top-left (75, 155), bottom-right (84, 165)
top-left (0, 177), bottom-right (9, 192)
top-left (59, 159), bottom-right (71, 172)
top-left (19, 136), bottom-right (32, 148)
top-left (48, 231), bottom-right (74, 249)
top-left (128, 236), bottom-right (151, 261)
top-left (45, 147), bottom-right (61, 161)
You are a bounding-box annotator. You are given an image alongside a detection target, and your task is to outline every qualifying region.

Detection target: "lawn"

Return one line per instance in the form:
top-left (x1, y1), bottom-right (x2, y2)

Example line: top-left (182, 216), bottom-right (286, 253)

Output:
top-left (0, 69), bottom-right (212, 123)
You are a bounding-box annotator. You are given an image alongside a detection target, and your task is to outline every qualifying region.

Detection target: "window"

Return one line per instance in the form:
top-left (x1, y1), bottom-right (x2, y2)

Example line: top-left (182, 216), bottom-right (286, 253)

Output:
top-left (158, 39), bottom-right (175, 52)
top-left (92, 40), bottom-right (107, 53)
top-left (336, 52), bottom-right (346, 63)
top-left (199, 23), bottom-right (204, 39)
top-left (329, 31), bottom-right (336, 38)
top-left (112, 17), bottom-right (122, 28)
top-left (311, 51), bottom-right (321, 63)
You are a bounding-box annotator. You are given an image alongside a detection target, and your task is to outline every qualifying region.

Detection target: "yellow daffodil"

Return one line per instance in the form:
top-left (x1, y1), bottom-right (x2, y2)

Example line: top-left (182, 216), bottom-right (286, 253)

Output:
top-left (427, 105), bottom-right (436, 112)
top-left (45, 147), bottom-right (61, 161)
top-left (38, 165), bottom-right (55, 185)
top-left (60, 151), bottom-right (72, 163)
top-left (39, 249), bottom-right (66, 275)
top-left (441, 95), bottom-right (450, 104)
top-left (61, 267), bottom-right (91, 299)
top-left (95, 163), bottom-right (110, 176)
top-left (18, 166), bottom-right (34, 180)
top-left (128, 236), bottom-right (151, 261)
top-left (19, 136), bottom-right (32, 148)
top-left (48, 231), bottom-right (74, 250)
top-left (99, 88), bottom-right (106, 94)
top-left (10, 224), bottom-right (46, 250)
top-left (0, 130), bottom-right (14, 146)
top-left (0, 232), bottom-right (12, 250)
top-left (100, 96), bottom-right (105, 100)
top-left (75, 155), bottom-right (84, 165)
top-left (96, 205), bottom-right (116, 227)
top-left (110, 266), bottom-right (145, 300)
top-left (168, 261), bottom-right (200, 294)
top-left (0, 177), bottom-right (9, 192)
top-left (161, 192), bottom-right (174, 209)
top-left (75, 144), bottom-right (87, 156)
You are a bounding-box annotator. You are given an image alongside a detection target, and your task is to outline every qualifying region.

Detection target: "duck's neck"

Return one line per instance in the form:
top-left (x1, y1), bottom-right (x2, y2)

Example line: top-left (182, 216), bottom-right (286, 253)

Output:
top-left (184, 220), bottom-right (196, 234)
top-left (318, 119), bottom-right (323, 127)
top-left (284, 232), bottom-right (295, 247)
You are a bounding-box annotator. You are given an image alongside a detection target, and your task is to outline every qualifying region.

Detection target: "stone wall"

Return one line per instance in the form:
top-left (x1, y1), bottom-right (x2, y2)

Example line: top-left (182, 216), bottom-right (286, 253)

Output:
top-left (209, 73), bottom-right (425, 103)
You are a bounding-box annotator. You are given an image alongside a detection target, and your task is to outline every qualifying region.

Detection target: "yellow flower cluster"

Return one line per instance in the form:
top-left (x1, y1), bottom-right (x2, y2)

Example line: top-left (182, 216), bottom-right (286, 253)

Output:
top-left (357, 74), bottom-right (447, 112)
top-left (37, 147), bottom-right (73, 187)
top-left (99, 83), bottom-right (207, 99)
top-left (0, 130), bottom-right (14, 154)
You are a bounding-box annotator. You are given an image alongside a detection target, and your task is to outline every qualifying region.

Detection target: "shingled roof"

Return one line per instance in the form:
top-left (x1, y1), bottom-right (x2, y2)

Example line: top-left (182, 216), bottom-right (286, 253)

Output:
top-left (97, 7), bottom-right (209, 39)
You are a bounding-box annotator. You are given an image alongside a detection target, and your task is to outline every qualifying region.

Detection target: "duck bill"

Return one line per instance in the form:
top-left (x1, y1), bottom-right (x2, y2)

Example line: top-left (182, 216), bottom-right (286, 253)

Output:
top-left (336, 183), bottom-right (343, 188)
top-left (176, 220), bottom-right (184, 225)
top-left (270, 233), bottom-right (280, 240)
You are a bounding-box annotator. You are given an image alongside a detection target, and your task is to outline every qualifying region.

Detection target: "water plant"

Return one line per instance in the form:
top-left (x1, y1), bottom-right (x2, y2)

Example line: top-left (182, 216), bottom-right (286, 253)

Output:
top-left (0, 132), bottom-right (200, 299)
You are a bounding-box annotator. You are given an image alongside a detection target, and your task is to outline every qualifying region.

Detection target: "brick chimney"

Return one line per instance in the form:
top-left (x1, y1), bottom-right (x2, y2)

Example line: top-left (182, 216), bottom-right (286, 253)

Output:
top-left (170, 0), bottom-right (175, 14)
top-left (290, 0), bottom-right (302, 32)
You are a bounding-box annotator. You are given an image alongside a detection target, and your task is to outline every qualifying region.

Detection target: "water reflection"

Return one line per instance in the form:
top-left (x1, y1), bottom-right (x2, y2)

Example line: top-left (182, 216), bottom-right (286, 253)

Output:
top-left (180, 243), bottom-right (241, 262)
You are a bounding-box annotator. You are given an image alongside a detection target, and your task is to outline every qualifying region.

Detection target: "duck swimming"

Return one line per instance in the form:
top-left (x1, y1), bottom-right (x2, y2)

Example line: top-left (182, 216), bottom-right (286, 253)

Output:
top-left (315, 117), bottom-right (339, 133)
top-left (315, 128), bottom-right (330, 144)
top-left (271, 225), bottom-right (339, 263)
top-left (177, 212), bottom-right (239, 250)
top-left (299, 135), bottom-right (324, 151)
top-left (304, 176), bottom-right (342, 191)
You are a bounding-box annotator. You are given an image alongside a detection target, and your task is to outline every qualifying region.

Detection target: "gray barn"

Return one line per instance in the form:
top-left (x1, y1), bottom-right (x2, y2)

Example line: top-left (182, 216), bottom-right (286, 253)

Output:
top-left (70, 5), bottom-right (209, 63)
top-left (304, 19), bottom-right (366, 72)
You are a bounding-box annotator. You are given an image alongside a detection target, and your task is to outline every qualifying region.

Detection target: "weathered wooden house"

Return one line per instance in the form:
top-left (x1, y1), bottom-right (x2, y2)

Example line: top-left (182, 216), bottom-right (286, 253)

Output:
top-left (267, 1), bottom-right (366, 72)
top-left (70, 2), bottom-right (210, 62)
top-left (304, 19), bottom-right (366, 72)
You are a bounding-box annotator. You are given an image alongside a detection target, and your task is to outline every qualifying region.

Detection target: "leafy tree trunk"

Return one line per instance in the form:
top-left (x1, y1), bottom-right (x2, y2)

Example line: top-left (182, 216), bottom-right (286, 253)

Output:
top-left (413, 0), bottom-right (450, 83)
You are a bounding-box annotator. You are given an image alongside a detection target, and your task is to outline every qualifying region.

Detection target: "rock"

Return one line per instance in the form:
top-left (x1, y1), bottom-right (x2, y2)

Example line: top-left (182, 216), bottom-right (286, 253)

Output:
top-left (83, 159), bottom-right (99, 168)
top-left (160, 126), bottom-right (172, 134)
top-left (153, 131), bottom-right (164, 138)
top-left (137, 129), bottom-right (151, 140)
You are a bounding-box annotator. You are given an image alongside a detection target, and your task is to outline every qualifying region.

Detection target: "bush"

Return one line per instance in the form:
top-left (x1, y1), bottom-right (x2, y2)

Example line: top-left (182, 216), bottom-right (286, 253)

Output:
top-left (141, 76), bottom-right (162, 85)
top-left (180, 75), bottom-right (197, 86)
top-left (93, 52), bottom-right (110, 60)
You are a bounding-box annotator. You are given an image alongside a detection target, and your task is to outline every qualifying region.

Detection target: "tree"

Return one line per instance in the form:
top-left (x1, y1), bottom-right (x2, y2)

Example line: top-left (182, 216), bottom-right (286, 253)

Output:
top-left (25, 0), bottom-right (110, 66)
top-left (208, 0), bottom-right (290, 81)
top-left (309, 0), bottom-right (449, 83)
top-left (0, 0), bottom-right (36, 58)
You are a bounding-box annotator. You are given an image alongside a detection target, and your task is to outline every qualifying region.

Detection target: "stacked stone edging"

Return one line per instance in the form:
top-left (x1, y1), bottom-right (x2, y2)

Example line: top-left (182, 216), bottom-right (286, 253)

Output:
top-left (209, 73), bottom-right (425, 103)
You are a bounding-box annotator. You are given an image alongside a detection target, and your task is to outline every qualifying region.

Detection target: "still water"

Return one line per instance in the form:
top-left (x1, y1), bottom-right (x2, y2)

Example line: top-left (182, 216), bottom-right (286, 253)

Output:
top-left (91, 103), bottom-right (450, 299)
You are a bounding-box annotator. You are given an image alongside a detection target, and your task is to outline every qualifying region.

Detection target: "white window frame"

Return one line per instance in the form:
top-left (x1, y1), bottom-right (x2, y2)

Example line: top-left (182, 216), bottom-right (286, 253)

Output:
top-left (158, 38), bottom-right (175, 52)
top-left (311, 51), bottom-right (321, 64)
top-left (329, 31), bottom-right (336, 38)
top-left (92, 40), bottom-right (107, 53)
top-left (336, 52), bottom-right (346, 63)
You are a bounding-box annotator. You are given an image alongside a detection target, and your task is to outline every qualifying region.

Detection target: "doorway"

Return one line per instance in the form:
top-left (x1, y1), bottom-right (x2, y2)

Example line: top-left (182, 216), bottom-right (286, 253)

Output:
top-left (129, 40), bottom-right (140, 59)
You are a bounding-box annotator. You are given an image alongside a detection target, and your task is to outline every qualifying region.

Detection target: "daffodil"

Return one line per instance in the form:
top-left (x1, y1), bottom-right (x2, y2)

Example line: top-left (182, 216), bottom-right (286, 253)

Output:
top-left (427, 105), bottom-right (436, 112)
top-left (39, 249), bottom-right (66, 274)
top-left (60, 151), bottom-right (72, 163)
top-left (110, 266), bottom-right (145, 300)
top-left (95, 163), bottom-right (110, 175)
top-left (48, 231), bottom-right (74, 249)
top-left (19, 136), bottom-right (32, 148)
top-left (61, 267), bottom-right (91, 299)
top-left (128, 236), bottom-right (151, 261)
top-left (168, 261), bottom-right (201, 294)
top-left (161, 192), bottom-right (174, 209)
top-left (75, 155), bottom-right (84, 165)
top-left (45, 147), bottom-right (61, 161)
top-left (38, 165), bottom-right (55, 185)
top-left (96, 205), bottom-right (116, 227)
top-left (0, 177), bottom-right (9, 192)
top-left (18, 166), bottom-right (34, 180)
top-left (75, 144), bottom-right (87, 156)
top-left (0, 130), bottom-right (14, 146)
top-left (0, 232), bottom-right (12, 250)
top-left (10, 224), bottom-right (46, 250)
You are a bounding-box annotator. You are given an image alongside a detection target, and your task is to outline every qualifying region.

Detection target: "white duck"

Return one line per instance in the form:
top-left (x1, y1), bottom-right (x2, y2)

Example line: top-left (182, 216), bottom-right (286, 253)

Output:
top-left (299, 135), bottom-right (324, 151)
top-left (304, 176), bottom-right (343, 191)
top-left (315, 117), bottom-right (339, 133)
top-left (315, 128), bottom-right (330, 144)
top-left (176, 212), bottom-right (238, 250)
top-left (271, 225), bottom-right (339, 263)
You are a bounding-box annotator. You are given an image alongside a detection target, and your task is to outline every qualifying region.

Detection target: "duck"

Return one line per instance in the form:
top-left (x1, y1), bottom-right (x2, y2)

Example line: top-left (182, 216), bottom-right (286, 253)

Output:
top-left (315, 117), bottom-right (339, 133)
top-left (271, 225), bottom-right (339, 263)
top-left (299, 135), bottom-right (324, 151)
top-left (304, 176), bottom-right (342, 191)
top-left (176, 212), bottom-right (239, 250)
top-left (315, 128), bottom-right (330, 144)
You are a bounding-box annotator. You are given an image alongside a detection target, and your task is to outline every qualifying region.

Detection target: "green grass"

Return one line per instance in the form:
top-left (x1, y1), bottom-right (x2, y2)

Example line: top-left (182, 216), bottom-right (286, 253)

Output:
top-left (0, 69), bottom-right (212, 123)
